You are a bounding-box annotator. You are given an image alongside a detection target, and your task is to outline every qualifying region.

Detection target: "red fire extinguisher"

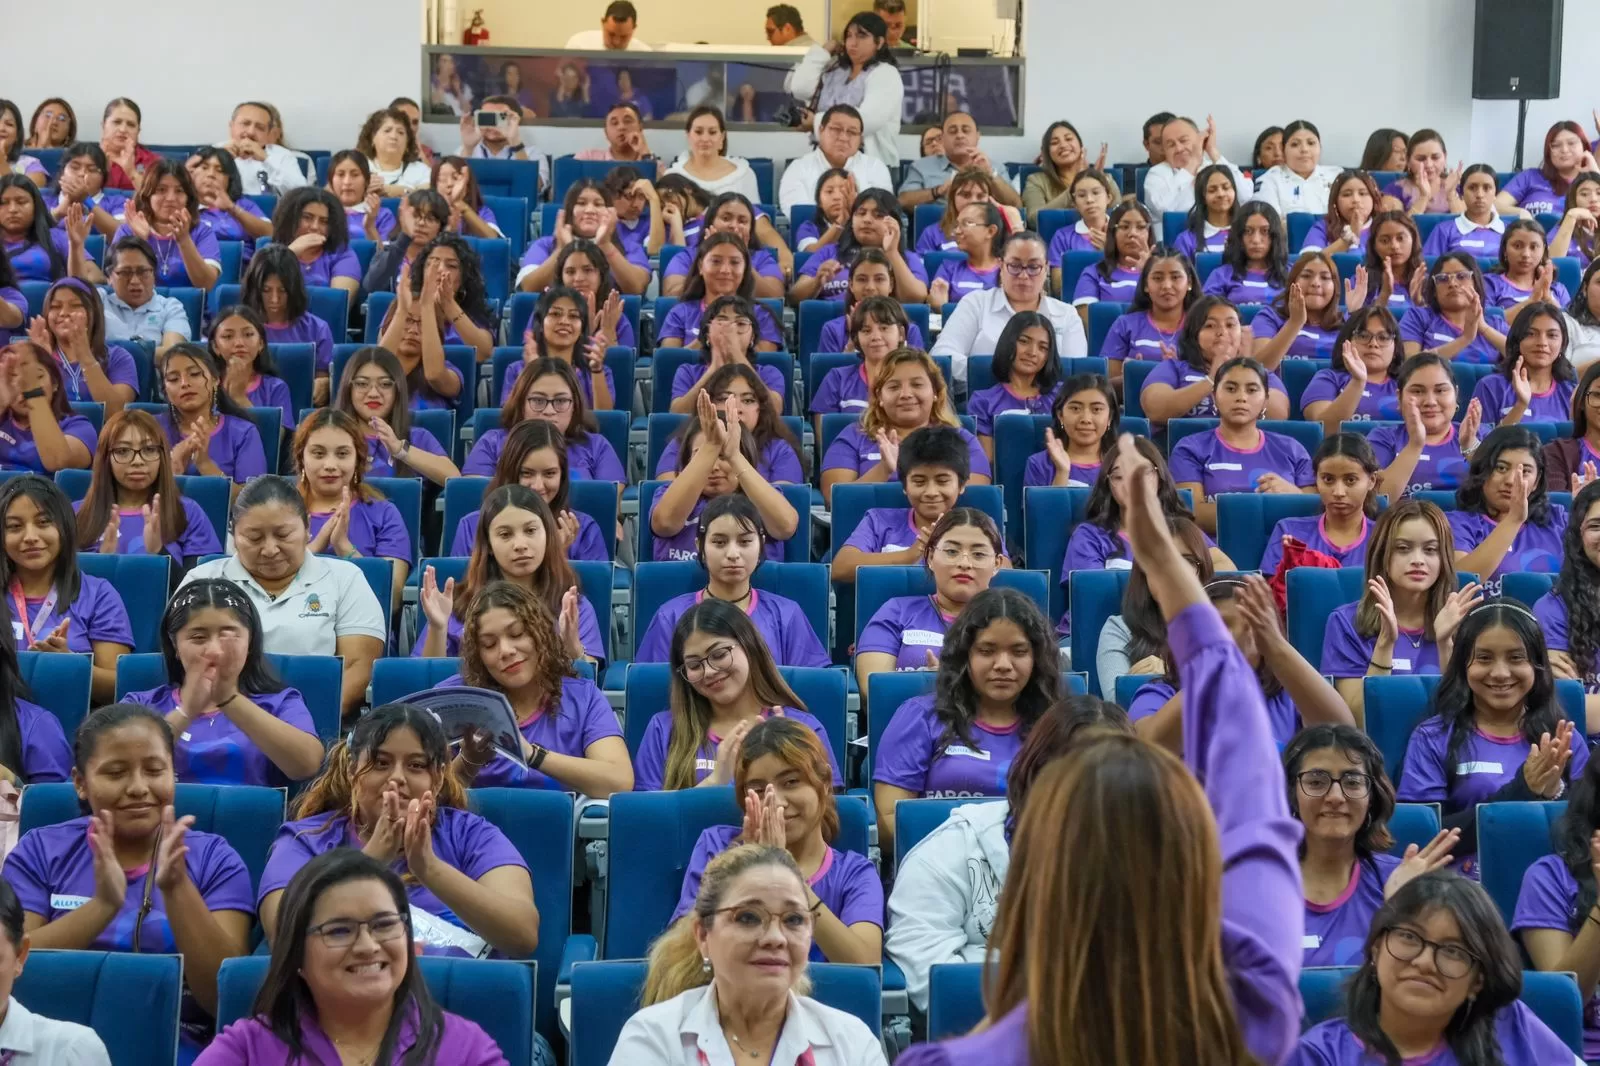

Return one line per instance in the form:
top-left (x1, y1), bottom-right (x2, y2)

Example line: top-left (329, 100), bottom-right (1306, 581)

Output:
top-left (463, 9), bottom-right (490, 45)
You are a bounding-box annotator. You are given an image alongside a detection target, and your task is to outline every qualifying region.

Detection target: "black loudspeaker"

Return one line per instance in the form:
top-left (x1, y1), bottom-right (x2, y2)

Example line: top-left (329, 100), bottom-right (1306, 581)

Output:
top-left (1472, 0), bottom-right (1563, 99)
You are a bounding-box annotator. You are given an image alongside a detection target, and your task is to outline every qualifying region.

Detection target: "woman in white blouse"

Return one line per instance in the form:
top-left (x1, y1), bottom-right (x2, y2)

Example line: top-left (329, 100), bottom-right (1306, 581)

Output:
top-left (1253, 119), bottom-right (1344, 218)
top-left (356, 107), bottom-right (433, 196)
top-left (665, 107), bottom-right (761, 204)
top-left (609, 844), bottom-right (888, 1066)
top-left (788, 13), bottom-right (905, 169)
top-left (0, 878), bottom-right (111, 1064)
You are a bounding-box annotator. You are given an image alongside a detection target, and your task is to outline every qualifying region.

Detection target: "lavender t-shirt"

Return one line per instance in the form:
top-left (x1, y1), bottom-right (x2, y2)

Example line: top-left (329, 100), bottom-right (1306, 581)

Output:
top-left (634, 589), bottom-right (829, 667)
top-left (1249, 306), bottom-right (1341, 358)
top-left (650, 486), bottom-right (787, 563)
top-left (1071, 264), bottom-right (1142, 304)
top-left (1445, 503), bottom-right (1567, 596)
top-left (365, 425), bottom-right (447, 478)
top-left (462, 428), bottom-right (625, 483)
top-left (1366, 424), bottom-right (1471, 496)
top-left (1535, 590), bottom-right (1599, 689)
top-left (259, 807), bottom-right (526, 957)
top-left (873, 693), bottom-right (1023, 797)
top-left (664, 247), bottom-right (783, 283)
top-left (671, 825), bottom-right (882, 962)
top-left (0, 412), bottom-right (97, 473)
top-left (801, 242), bottom-right (928, 301)
top-left (1298, 371), bottom-right (1402, 422)
top-left (632, 707), bottom-right (841, 791)
top-left (1423, 217), bottom-right (1505, 258)
top-left (156, 412), bottom-right (267, 484)
top-left (1100, 312), bottom-right (1182, 362)
top-left (2, 232), bottom-right (67, 282)
top-left (247, 374), bottom-right (294, 431)
top-left (1512, 853), bottom-right (1600, 1058)
top-left (298, 248), bottom-right (361, 288)
top-left (1502, 169), bottom-right (1563, 215)
top-left (1471, 374), bottom-right (1574, 423)
top-left (1167, 429), bottom-right (1315, 499)
top-left (265, 314), bottom-right (335, 373)
top-left (669, 360), bottom-right (786, 405)
top-left (1484, 272), bottom-right (1571, 311)
top-left (967, 383), bottom-right (1062, 436)
top-left (1290, 1001), bottom-right (1576, 1065)
top-left (308, 497), bottom-right (412, 562)
top-left (1320, 601), bottom-right (1441, 678)
top-left (658, 300), bottom-right (783, 347)
top-left (1138, 360), bottom-right (1287, 420)
top-left (1129, 677), bottom-right (1301, 749)
top-left (9, 574), bottom-right (134, 654)
top-left (51, 346), bottom-right (139, 403)
top-left (814, 317), bottom-right (925, 357)
top-left (122, 684), bottom-right (317, 787)
top-left (1303, 853), bottom-right (1402, 967)
top-left (7, 698), bottom-right (71, 783)
top-left (1022, 451), bottom-right (1100, 488)
top-left (1399, 306), bottom-right (1509, 364)
top-left (1260, 514), bottom-right (1370, 578)
top-left (858, 595), bottom-right (953, 670)
top-left (822, 423), bottom-right (991, 479)
top-left (842, 507), bottom-right (925, 555)
top-left (109, 222), bottom-right (222, 288)
top-left (499, 360), bottom-right (617, 410)
top-left (75, 496), bottom-right (222, 562)
top-left (933, 259), bottom-right (1000, 302)
top-left (1202, 265), bottom-right (1283, 305)
top-left (450, 507), bottom-right (609, 563)
top-left (810, 363), bottom-right (872, 415)
top-left (1299, 219), bottom-right (1370, 255)
top-left (467, 676), bottom-right (622, 789)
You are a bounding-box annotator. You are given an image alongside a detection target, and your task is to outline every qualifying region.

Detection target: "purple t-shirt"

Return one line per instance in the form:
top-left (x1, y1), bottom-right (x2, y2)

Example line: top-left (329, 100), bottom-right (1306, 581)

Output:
top-left (467, 676), bottom-right (622, 789)
top-left (122, 684), bottom-right (316, 787)
top-left (1446, 504), bottom-right (1567, 597)
top-left (50, 346), bottom-right (139, 403)
top-left (967, 383), bottom-right (1063, 436)
top-left (298, 247), bottom-right (361, 288)
top-left (4, 818), bottom-right (253, 954)
top-left (1484, 272), bottom-right (1572, 311)
top-left (1423, 217), bottom-right (1505, 258)
top-left (914, 223), bottom-right (954, 255)
top-left (2, 232), bottom-right (67, 282)
top-left (1320, 601), bottom-right (1441, 678)
top-left (343, 203), bottom-right (397, 240)
top-left (1139, 360), bottom-right (1288, 420)
top-left (933, 259), bottom-right (1000, 302)
top-left (1259, 514), bottom-right (1371, 579)
top-left (1502, 168), bottom-right (1563, 215)
top-left (8, 574), bottom-right (134, 654)
top-left (412, 593), bottom-right (604, 661)
top-left (1172, 225), bottom-right (1229, 259)
top-left (671, 824), bottom-right (882, 962)
top-left (74, 496), bottom-right (222, 561)
top-left (1399, 306), bottom-right (1509, 364)
top-left (1071, 264), bottom-right (1141, 304)
top-left (0, 287), bottom-right (24, 346)
top-left (1535, 590), bottom-right (1599, 690)
top-left (156, 412), bottom-right (267, 484)
top-left (858, 594), bottom-right (954, 670)
top-left (464, 425), bottom-right (624, 484)
top-left (199, 198), bottom-right (267, 247)
top-left (822, 423), bottom-right (991, 479)
top-left (801, 242), bottom-right (928, 301)
top-left (366, 425), bottom-right (447, 478)
top-left (658, 300), bottom-right (784, 347)
top-left (450, 507), bottom-right (609, 562)
top-left (1302, 853), bottom-right (1402, 968)
top-left (1291, 1004), bottom-right (1576, 1065)
top-left (874, 693), bottom-right (1024, 797)
top-left (41, 189), bottom-right (126, 230)
top-left (649, 486), bottom-right (787, 564)
top-left (265, 314), bottom-right (335, 373)
top-left (1101, 312), bottom-right (1182, 362)
top-left (632, 707), bottom-right (841, 791)
top-left (203, 1011), bottom-right (504, 1066)
top-left (109, 222), bottom-right (221, 287)
top-left (308, 497), bottom-right (411, 562)
top-left (1022, 451), bottom-right (1100, 488)
top-left (1471, 373), bottom-right (1575, 423)
top-left (663, 247), bottom-right (783, 283)
top-left (1249, 306), bottom-right (1341, 358)
top-left (634, 589), bottom-right (829, 667)
top-left (814, 316), bottom-right (925, 357)
top-left (517, 234), bottom-right (649, 275)
top-left (246, 374), bottom-right (293, 430)
top-left (1366, 424), bottom-right (1470, 496)
top-left (498, 360), bottom-right (615, 410)
top-left (0, 412), bottom-right (97, 473)
top-left (1130, 676), bottom-right (1301, 749)
top-left (1299, 370), bottom-right (1402, 422)
top-left (1047, 221), bottom-right (1103, 264)
top-left (669, 359), bottom-right (786, 405)
top-left (1299, 219), bottom-right (1370, 255)
top-left (842, 507), bottom-right (926, 555)
top-left (810, 363), bottom-right (872, 415)
top-left (1513, 853), bottom-right (1600, 1058)
top-left (1167, 428), bottom-right (1315, 499)
top-left (259, 806), bottom-right (526, 957)
top-left (1202, 265), bottom-right (1283, 305)
top-left (6, 697), bottom-right (71, 783)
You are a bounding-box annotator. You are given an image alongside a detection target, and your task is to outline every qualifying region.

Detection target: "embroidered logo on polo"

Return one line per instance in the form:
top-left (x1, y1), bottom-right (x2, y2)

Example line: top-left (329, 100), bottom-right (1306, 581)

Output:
top-left (298, 592), bottom-right (327, 619)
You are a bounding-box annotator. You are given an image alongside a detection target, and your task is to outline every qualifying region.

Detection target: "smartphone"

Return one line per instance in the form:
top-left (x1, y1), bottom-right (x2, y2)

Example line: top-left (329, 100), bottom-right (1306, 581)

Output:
top-left (474, 110), bottom-right (502, 128)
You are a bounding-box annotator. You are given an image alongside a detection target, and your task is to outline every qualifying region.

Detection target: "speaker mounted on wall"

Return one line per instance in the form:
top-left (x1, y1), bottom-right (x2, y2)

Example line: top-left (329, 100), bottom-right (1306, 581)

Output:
top-left (1472, 0), bottom-right (1563, 100)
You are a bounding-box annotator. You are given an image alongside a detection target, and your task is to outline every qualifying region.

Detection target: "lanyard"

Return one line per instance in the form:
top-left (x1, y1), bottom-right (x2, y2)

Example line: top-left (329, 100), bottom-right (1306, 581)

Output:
top-left (9, 579), bottom-right (60, 649)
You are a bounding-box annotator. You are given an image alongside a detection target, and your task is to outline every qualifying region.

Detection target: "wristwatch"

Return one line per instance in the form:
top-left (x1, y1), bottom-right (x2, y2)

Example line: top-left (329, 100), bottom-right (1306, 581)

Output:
top-left (21, 388), bottom-right (44, 401)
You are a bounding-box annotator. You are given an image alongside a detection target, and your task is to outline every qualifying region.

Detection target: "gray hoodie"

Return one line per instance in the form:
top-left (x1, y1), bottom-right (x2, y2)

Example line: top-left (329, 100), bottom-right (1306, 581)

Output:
top-left (885, 799), bottom-right (1009, 1014)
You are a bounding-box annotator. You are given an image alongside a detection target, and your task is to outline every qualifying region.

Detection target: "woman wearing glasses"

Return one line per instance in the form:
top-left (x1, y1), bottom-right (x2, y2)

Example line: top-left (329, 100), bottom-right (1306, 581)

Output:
top-left (1399, 252), bottom-right (1508, 364)
top-left (1285, 724), bottom-right (1458, 968)
top-left (1288, 873), bottom-right (1575, 1063)
top-left (333, 347), bottom-right (459, 485)
top-left (466, 358), bottom-right (624, 483)
top-left (75, 409), bottom-right (222, 567)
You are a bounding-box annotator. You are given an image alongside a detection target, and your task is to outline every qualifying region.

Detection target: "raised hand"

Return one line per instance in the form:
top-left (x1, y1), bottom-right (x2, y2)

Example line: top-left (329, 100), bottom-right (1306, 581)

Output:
top-left (1572, 460), bottom-right (1599, 494)
top-left (1458, 398), bottom-right (1482, 450)
top-left (402, 792), bottom-right (438, 879)
top-left (99, 509), bottom-right (122, 555)
top-left (555, 510), bottom-right (580, 552)
top-left (29, 619), bottom-right (70, 654)
top-left (599, 288), bottom-right (624, 341)
top-left (88, 810), bottom-right (128, 909)
top-left (1285, 282), bottom-right (1306, 322)
top-left (553, 209), bottom-right (574, 248)
top-left (140, 494), bottom-right (164, 555)
top-left (363, 786), bottom-right (406, 864)
top-left (25, 315), bottom-right (53, 353)
top-left (1234, 574), bottom-right (1286, 651)
top-left (1532, 262), bottom-right (1555, 304)
top-left (879, 216), bottom-right (902, 253)
top-left (1368, 577), bottom-right (1399, 649)
top-left (1432, 580), bottom-right (1484, 648)
top-left (928, 277), bottom-right (950, 309)
top-left (1344, 342), bottom-right (1368, 385)
top-left (123, 203), bottom-right (152, 241)
top-left (286, 231), bottom-right (325, 256)
top-left (1094, 142), bottom-right (1109, 171)
top-left (152, 806), bottom-right (197, 893)
top-left (708, 718), bottom-right (755, 785)
top-left (64, 203), bottom-right (91, 249)
top-left (1384, 828), bottom-right (1461, 899)
top-left (368, 416), bottom-right (404, 458)
top-left (812, 258), bottom-right (843, 288)
top-left (558, 586), bottom-right (584, 658)
top-left (419, 565), bottom-right (455, 630)
top-left (1505, 466), bottom-right (1531, 525)
top-left (1522, 720), bottom-right (1575, 799)
top-left (1043, 427), bottom-right (1072, 473)
top-left (1254, 471), bottom-right (1301, 495)
top-left (875, 428), bottom-right (901, 472)
top-left (1344, 264), bottom-right (1369, 311)
top-left (719, 394), bottom-right (743, 460)
top-left (1509, 357), bottom-right (1532, 408)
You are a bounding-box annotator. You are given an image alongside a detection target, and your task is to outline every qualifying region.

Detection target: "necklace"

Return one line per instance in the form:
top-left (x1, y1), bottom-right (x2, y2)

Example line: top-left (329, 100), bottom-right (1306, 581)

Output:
top-left (725, 1029), bottom-right (764, 1059)
top-left (331, 1036), bottom-right (379, 1066)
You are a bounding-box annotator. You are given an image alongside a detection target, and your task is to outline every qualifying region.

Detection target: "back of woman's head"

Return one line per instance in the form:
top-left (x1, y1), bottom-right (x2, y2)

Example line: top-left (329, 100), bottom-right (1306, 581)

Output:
top-left (1004, 695), bottom-right (1129, 842)
top-left (988, 737), bottom-right (1251, 1066)
top-left (241, 244), bottom-right (309, 322)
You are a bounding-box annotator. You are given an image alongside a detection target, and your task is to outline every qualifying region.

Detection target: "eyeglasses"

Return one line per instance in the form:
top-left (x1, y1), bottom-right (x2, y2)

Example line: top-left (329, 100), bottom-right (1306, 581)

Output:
top-left (1353, 330), bottom-right (1395, 344)
top-left (680, 642), bottom-right (736, 680)
top-left (714, 903), bottom-right (814, 937)
top-left (1586, 390), bottom-right (1600, 406)
top-left (351, 376), bottom-right (396, 393)
top-left (1431, 271), bottom-right (1474, 287)
top-left (953, 218), bottom-right (990, 230)
top-left (306, 912), bottom-right (409, 948)
top-left (526, 394), bottom-right (574, 413)
top-left (821, 125), bottom-right (861, 139)
top-left (935, 545), bottom-right (997, 565)
top-left (112, 267), bottom-right (154, 281)
top-left (1382, 926), bottom-right (1478, 979)
top-left (110, 444), bottom-right (164, 464)
top-left (1003, 262), bottom-right (1045, 277)
top-left (1295, 769), bottom-right (1372, 798)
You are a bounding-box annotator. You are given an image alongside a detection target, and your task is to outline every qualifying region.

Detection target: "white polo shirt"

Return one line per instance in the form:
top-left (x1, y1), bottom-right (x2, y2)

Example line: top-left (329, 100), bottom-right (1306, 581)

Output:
top-left (179, 553), bottom-right (386, 657)
top-left (0, 997), bottom-right (111, 1065)
top-left (930, 285), bottom-right (1088, 385)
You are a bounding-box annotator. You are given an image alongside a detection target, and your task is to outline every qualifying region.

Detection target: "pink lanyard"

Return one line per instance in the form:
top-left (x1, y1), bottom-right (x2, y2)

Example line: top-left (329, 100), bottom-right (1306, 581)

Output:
top-left (9, 579), bottom-right (59, 648)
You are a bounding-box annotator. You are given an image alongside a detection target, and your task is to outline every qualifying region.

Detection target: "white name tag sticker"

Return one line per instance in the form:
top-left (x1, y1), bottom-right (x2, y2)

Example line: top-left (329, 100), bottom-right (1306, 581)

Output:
top-left (1391, 659), bottom-right (1411, 672)
top-left (1106, 558), bottom-right (1133, 570)
top-left (945, 745), bottom-right (992, 760)
top-left (1134, 339), bottom-right (1163, 348)
top-left (865, 451), bottom-right (882, 460)
top-left (409, 907), bottom-right (491, 959)
top-left (1302, 934), bottom-right (1323, 949)
top-left (881, 540), bottom-right (916, 553)
top-left (1183, 375), bottom-right (1207, 384)
top-left (1208, 462), bottom-right (1243, 471)
top-left (10, 621), bottom-right (20, 643)
top-left (841, 399), bottom-right (868, 410)
top-left (902, 629), bottom-right (945, 647)
top-left (51, 894), bottom-right (89, 911)
top-left (695, 758), bottom-right (716, 771)
top-left (1456, 761), bottom-right (1503, 775)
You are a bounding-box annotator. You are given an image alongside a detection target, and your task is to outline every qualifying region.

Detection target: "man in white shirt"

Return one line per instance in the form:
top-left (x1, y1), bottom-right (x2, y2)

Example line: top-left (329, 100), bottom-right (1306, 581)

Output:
top-left (565, 1), bottom-right (652, 50)
top-left (931, 232), bottom-right (1087, 386)
top-left (764, 4), bottom-right (815, 48)
top-left (0, 995), bottom-right (111, 1066)
top-left (1142, 115), bottom-right (1246, 236)
top-left (898, 112), bottom-right (1020, 210)
top-left (456, 95), bottom-right (550, 195)
top-left (217, 102), bottom-right (307, 196)
top-left (100, 237), bottom-right (190, 354)
top-left (778, 105), bottom-right (894, 214)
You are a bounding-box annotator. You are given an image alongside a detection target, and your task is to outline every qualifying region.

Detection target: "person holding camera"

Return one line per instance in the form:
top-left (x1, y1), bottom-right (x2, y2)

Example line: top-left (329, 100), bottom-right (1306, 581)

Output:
top-left (457, 95), bottom-right (551, 197)
top-left (786, 12), bottom-right (904, 169)
top-left (778, 104), bottom-right (893, 216)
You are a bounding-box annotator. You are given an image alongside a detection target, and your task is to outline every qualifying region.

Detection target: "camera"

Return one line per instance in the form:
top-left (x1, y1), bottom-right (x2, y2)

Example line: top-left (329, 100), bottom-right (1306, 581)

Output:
top-left (474, 110), bottom-right (503, 128)
top-left (772, 102), bottom-right (807, 129)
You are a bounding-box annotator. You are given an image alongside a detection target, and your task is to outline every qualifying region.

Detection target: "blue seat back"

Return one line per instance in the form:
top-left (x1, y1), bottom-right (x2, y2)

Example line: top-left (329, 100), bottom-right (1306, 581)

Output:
top-left (570, 479), bottom-right (620, 561)
top-left (67, 400), bottom-right (105, 431)
top-left (1122, 359), bottom-right (1160, 418)
top-left (855, 566), bottom-right (1049, 647)
top-left (1287, 567), bottom-right (1367, 666)
top-left (796, 299), bottom-right (839, 363)
top-left (1280, 358), bottom-right (1330, 418)
top-left (865, 671), bottom-right (938, 784)
top-left (572, 559), bottom-right (614, 661)
top-left (364, 290), bottom-right (395, 344)
top-left (266, 343), bottom-right (317, 423)
top-left (1086, 300), bottom-right (1129, 357)
top-left (1388, 803), bottom-right (1443, 855)
top-left (154, 286), bottom-right (203, 338)
top-left (1299, 967), bottom-right (1354, 1026)
top-left (16, 952), bottom-right (182, 1066)
top-left (1217, 492), bottom-right (1329, 572)
top-left (1035, 208), bottom-right (1078, 247)
top-left (1069, 568), bottom-right (1131, 697)
top-left (483, 194), bottom-right (531, 260)
top-left (1056, 251), bottom-right (1102, 296)
top-left (965, 355), bottom-right (1108, 398)
top-left (218, 955), bottom-right (538, 1066)
top-left (912, 202), bottom-right (944, 244)
top-left (367, 476), bottom-right (423, 563)
top-left (894, 797), bottom-right (1002, 870)
top-left (552, 156), bottom-right (623, 203)
top-left (466, 236), bottom-right (512, 303)
top-left (21, 782), bottom-right (285, 893)
top-left (1503, 571), bottom-right (1556, 607)
top-left (442, 476), bottom-right (489, 547)
top-left (77, 552), bottom-right (169, 653)
top-left (370, 656), bottom-right (464, 706)
top-left (464, 158), bottom-right (540, 203)
top-left (17, 651), bottom-right (91, 738)
top-left (631, 561), bottom-right (829, 656)
top-left (1478, 800), bottom-right (1568, 926)
top-left (927, 962), bottom-right (985, 1040)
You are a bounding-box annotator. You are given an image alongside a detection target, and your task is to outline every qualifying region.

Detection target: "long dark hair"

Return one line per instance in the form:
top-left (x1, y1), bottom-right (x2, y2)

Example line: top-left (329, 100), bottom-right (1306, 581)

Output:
top-left (1283, 724), bottom-right (1396, 861)
top-left (1122, 515), bottom-right (1213, 665)
top-left (560, 178), bottom-right (625, 255)
top-left (252, 850), bottom-right (445, 1066)
top-left (1494, 219), bottom-right (1550, 278)
top-left (1174, 295), bottom-right (1240, 374)
top-left (703, 363), bottom-right (800, 459)
top-left (1343, 872), bottom-right (1522, 1066)
top-left (158, 343), bottom-right (256, 428)
top-left (0, 176), bottom-right (63, 279)
top-left (1434, 602), bottom-right (1563, 789)
top-left (1127, 247), bottom-right (1198, 315)
top-left (1219, 201), bottom-right (1289, 286)
top-left (1097, 201), bottom-right (1152, 280)
top-left (241, 244), bottom-right (310, 323)
top-left (1050, 373), bottom-right (1119, 457)
top-left (270, 187), bottom-right (351, 256)
top-left (208, 305), bottom-right (281, 379)
top-left (932, 588), bottom-right (1060, 753)
top-left (682, 232), bottom-right (757, 302)
top-left (1084, 436), bottom-right (1190, 533)
top-left (1498, 300), bottom-right (1575, 384)
top-left (1184, 163), bottom-right (1240, 241)
top-left (990, 311), bottom-right (1060, 392)
top-left (1557, 750), bottom-right (1600, 929)
top-left (1555, 481), bottom-right (1600, 690)
top-left (1568, 258), bottom-right (1600, 327)
top-left (408, 234), bottom-right (491, 329)
top-left (456, 485), bottom-right (575, 624)
top-left (504, 357), bottom-right (600, 445)
top-left (1331, 306), bottom-right (1403, 379)
top-left (0, 475), bottom-right (81, 606)
top-left (1419, 251), bottom-right (1489, 314)
top-left (837, 188), bottom-right (905, 264)
top-left (695, 494), bottom-right (769, 578)
top-left (832, 11), bottom-right (896, 70)
top-left (493, 420), bottom-right (571, 510)
top-left (334, 347), bottom-right (420, 477)
top-left (1455, 426), bottom-right (1551, 525)
top-left (189, 146), bottom-right (246, 202)
top-left (0, 593), bottom-right (28, 776)
top-left (76, 409), bottom-right (189, 551)
top-left (43, 279), bottom-right (115, 373)
top-left (553, 239), bottom-right (617, 309)
top-left (1364, 211), bottom-right (1424, 287)
top-left (159, 579), bottom-right (285, 696)
top-left (1359, 128), bottom-right (1407, 171)
top-left (1314, 432), bottom-right (1382, 519)
top-left (529, 285), bottom-right (591, 358)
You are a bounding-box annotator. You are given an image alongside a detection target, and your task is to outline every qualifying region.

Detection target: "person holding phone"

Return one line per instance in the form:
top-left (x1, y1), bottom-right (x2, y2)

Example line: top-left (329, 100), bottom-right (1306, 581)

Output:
top-left (457, 96), bottom-right (550, 198)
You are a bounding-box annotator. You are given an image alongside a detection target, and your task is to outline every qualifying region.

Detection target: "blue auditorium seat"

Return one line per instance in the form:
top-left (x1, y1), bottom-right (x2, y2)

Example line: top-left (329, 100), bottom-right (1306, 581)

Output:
top-left (366, 476), bottom-right (423, 564)
top-left (1477, 800), bottom-right (1568, 926)
top-left (154, 286), bottom-right (203, 338)
top-left (17, 650), bottom-right (91, 738)
top-left (630, 561), bottom-right (829, 658)
top-left (77, 552), bottom-right (169, 653)
top-left (265, 343), bottom-right (316, 424)
top-left (1217, 492), bottom-right (1331, 572)
top-left (370, 656), bottom-right (463, 705)
top-left (1069, 569), bottom-right (1131, 698)
top-left (17, 952), bottom-right (182, 1066)
top-left (927, 962), bottom-right (984, 1040)
top-left (1168, 417), bottom-right (1323, 457)
top-left (864, 671), bottom-right (937, 786)
top-left (464, 158), bottom-right (540, 204)
top-left (831, 484), bottom-right (1005, 558)
top-left (1086, 300), bottom-right (1129, 357)
top-left (893, 797), bottom-right (1002, 870)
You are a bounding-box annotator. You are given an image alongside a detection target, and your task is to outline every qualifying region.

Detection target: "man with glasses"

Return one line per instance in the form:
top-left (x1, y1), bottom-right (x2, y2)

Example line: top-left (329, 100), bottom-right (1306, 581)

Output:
top-left (573, 102), bottom-right (663, 178)
top-left (898, 111), bottom-right (1019, 210)
top-left (932, 231), bottom-right (1086, 386)
top-left (100, 236), bottom-right (190, 353)
top-left (764, 4), bottom-right (815, 48)
top-left (777, 105), bottom-right (893, 215)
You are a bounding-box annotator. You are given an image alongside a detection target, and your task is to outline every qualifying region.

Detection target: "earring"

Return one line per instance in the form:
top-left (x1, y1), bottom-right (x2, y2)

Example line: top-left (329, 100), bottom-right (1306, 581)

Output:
top-left (701, 956), bottom-right (712, 975)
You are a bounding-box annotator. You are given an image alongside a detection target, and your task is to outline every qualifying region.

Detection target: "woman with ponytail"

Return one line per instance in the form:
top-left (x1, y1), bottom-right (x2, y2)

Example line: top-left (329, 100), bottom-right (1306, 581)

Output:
top-left (257, 703), bottom-right (540, 960)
